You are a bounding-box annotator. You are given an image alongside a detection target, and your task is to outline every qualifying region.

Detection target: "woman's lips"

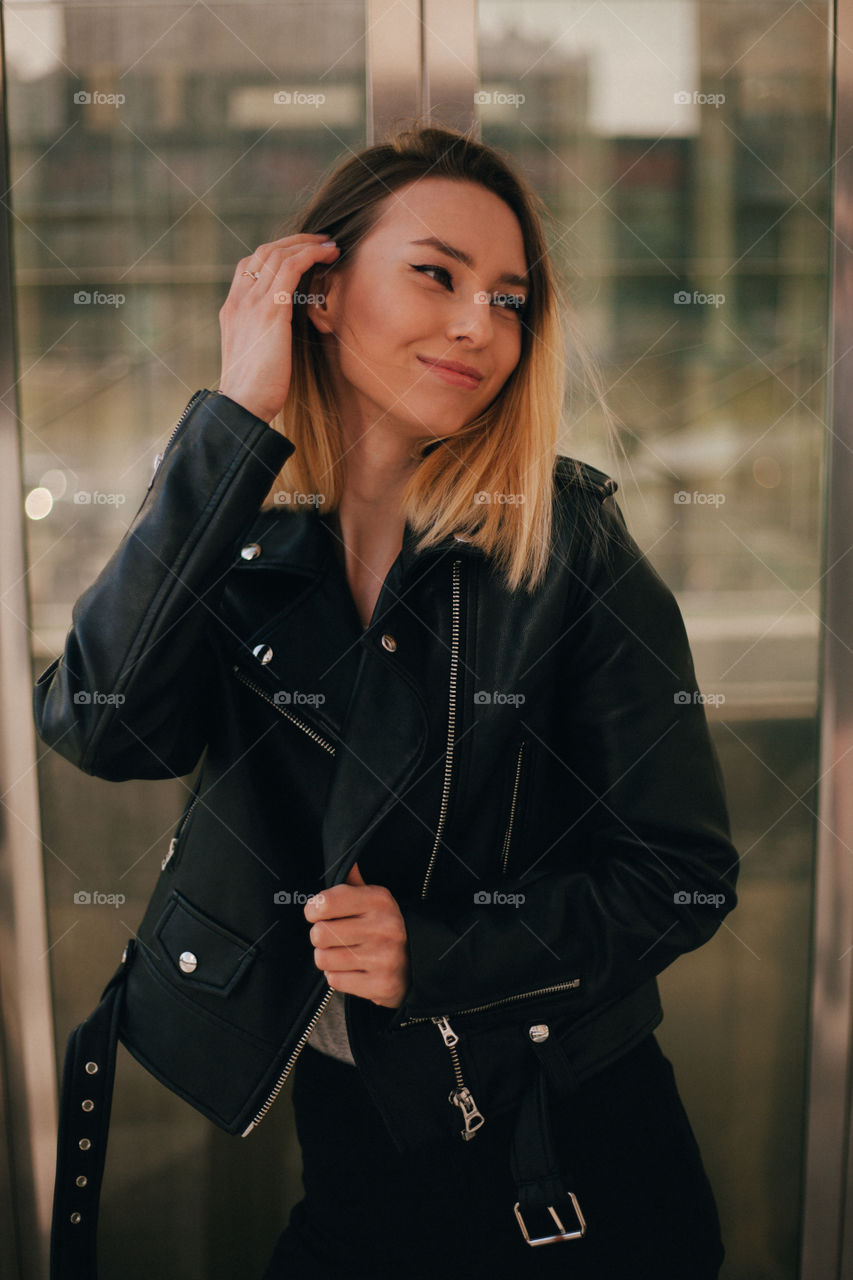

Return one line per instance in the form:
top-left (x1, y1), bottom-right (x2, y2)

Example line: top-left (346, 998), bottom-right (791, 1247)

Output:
top-left (417, 356), bottom-right (483, 390)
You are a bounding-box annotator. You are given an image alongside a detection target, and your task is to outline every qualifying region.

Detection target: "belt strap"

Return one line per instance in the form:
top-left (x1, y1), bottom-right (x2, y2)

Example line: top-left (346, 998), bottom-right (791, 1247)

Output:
top-left (50, 948), bottom-right (130, 1279)
top-left (509, 1025), bottom-right (587, 1246)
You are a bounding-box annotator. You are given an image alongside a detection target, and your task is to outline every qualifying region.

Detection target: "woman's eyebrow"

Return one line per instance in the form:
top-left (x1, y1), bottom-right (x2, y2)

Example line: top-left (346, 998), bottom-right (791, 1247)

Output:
top-left (408, 236), bottom-right (529, 289)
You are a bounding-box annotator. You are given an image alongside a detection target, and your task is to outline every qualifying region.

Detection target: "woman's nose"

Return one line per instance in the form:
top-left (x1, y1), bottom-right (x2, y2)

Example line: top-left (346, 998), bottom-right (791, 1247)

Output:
top-left (445, 291), bottom-right (494, 344)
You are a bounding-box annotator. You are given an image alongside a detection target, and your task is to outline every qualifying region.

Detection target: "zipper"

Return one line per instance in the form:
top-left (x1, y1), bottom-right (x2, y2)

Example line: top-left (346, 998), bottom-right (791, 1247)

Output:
top-left (241, 561), bottom-right (465, 1136)
top-left (161, 788), bottom-right (202, 871)
top-left (420, 559), bottom-right (462, 900)
top-left (500, 739), bottom-right (527, 876)
top-left (397, 978), bottom-right (582, 1029)
top-left (241, 985), bottom-right (334, 1136)
top-left (233, 665), bottom-right (336, 755)
top-left (149, 389), bottom-right (206, 487)
top-left (433, 1016), bottom-right (485, 1140)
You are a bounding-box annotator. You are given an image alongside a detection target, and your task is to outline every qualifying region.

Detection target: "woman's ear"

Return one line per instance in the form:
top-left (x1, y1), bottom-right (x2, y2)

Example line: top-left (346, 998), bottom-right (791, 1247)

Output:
top-left (306, 263), bottom-right (339, 335)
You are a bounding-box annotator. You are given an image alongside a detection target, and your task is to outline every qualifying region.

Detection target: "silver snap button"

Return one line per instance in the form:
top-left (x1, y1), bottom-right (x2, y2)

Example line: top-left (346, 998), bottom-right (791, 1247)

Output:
top-left (78, 1139), bottom-right (91, 1151)
top-left (381, 633), bottom-right (397, 652)
top-left (179, 950), bottom-right (198, 974)
top-left (76, 1175), bottom-right (88, 1188)
top-left (81, 1099), bottom-right (94, 1112)
top-left (241, 543), bottom-right (262, 560)
top-left (528, 1024), bottom-right (550, 1043)
top-left (70, 1212), bottom-right (82, 1225)
top-left (85, 1062), bottom-right (98, 1075)
top-left (252, 643), bottom-right (273, 665)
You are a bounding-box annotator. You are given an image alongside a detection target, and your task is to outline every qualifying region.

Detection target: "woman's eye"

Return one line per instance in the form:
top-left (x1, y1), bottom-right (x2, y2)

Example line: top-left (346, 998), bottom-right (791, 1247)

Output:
top-left (410, 264), bottom-right (527, 315)
top-left (411, 263), bottom-right (453, 287)
top-left (493, 292), bottom-right (528, 315)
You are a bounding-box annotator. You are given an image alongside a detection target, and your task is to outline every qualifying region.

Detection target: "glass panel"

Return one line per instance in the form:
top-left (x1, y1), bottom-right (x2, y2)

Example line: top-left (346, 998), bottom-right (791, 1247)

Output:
top-left (476, 4), bottom-right (829, 1278)
top-left (5, 3), bottom-right (366, 1274)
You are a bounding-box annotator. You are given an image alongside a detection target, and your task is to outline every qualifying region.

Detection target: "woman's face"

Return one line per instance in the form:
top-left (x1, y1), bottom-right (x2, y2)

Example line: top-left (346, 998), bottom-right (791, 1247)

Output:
top-left (310, 177), bottom-right (530, 441)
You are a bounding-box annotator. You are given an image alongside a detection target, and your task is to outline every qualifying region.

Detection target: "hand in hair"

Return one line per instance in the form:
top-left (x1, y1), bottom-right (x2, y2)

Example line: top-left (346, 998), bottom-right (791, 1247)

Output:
top-left (218, 233), bottom-right (339, 424)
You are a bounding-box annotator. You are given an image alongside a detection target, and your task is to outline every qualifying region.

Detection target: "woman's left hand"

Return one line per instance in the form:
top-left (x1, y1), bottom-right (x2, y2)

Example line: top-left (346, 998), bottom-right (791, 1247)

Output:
top-left (304, 863), bottom-right (411, 1008)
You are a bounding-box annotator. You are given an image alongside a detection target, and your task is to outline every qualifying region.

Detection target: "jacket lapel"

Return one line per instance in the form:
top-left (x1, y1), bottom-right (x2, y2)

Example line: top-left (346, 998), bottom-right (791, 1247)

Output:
top-left (233, 506), bottom-right (481, 887)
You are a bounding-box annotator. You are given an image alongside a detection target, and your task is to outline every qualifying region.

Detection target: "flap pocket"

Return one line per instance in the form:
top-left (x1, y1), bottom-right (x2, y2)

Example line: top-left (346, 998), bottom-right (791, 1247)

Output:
top-left (154, 891), bottom-right (258, 997)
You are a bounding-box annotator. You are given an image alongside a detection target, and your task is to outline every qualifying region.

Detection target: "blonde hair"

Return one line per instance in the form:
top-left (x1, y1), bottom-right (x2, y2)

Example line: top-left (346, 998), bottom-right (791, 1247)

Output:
top-left (263, 121), bottom-right (598, 594)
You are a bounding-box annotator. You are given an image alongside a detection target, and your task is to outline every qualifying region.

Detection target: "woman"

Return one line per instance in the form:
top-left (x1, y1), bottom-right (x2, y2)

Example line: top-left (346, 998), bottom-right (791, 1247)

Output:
top-left (36, 123), bottom-right (738, 1280)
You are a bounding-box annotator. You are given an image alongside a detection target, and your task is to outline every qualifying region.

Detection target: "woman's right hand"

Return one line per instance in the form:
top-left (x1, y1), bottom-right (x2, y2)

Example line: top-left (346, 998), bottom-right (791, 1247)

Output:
top-left (217, 233), bottom-right (340, 423)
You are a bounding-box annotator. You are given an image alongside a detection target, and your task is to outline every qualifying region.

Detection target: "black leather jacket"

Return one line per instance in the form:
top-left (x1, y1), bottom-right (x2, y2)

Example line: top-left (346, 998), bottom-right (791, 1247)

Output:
top-left (34, 389), bottom-right (738, 1160)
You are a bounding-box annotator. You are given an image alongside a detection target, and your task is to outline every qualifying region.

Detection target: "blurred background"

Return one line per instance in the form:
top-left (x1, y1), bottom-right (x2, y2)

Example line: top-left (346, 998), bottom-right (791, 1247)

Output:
top-left (0, 2), bottom-right (845, 1277)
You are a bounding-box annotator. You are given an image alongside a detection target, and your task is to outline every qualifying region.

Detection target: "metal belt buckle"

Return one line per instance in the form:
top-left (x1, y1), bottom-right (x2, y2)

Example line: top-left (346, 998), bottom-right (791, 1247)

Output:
top-left (513, 1192), bottom-right (587, 1246)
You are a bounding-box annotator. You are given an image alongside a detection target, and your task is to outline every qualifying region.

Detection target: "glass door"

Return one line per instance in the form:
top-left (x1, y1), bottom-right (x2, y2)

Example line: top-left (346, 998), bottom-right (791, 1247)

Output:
top-left (473, 5), bottom-right (830, 1277)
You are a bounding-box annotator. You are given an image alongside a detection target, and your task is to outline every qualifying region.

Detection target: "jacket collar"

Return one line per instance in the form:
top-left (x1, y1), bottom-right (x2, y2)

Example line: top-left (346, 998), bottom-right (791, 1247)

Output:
top-left (236, 505), bottom-right (483, 579)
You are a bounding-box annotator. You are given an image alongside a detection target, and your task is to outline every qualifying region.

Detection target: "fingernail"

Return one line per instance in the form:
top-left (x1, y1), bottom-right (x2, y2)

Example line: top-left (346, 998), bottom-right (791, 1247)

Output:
top-left (321, 240), bottom-right (337, 248)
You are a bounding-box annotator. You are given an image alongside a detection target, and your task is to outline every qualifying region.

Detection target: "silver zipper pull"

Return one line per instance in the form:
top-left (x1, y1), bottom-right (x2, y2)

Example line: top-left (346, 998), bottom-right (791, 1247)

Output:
top-left (450, 1086), bottom-right (485, 1140)
top-left (433, 1016), bottom-right (459, 1047)
top-left (161, 837), bottom-right (178, 871)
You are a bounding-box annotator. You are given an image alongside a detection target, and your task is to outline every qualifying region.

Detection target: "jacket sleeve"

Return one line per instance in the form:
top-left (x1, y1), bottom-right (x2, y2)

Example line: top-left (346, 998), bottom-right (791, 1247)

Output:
top-left (32, 390), bottom-right (294, 781)
top-left (390, 488), bottom-right (739, 1025)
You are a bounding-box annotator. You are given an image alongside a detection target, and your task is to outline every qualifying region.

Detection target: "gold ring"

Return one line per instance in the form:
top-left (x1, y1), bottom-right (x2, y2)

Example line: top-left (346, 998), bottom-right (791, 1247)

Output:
top-left (242, 270), bottom-right (261, 281)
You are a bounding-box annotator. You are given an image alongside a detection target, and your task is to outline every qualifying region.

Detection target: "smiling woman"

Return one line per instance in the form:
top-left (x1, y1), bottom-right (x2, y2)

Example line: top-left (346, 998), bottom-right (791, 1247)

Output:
top-left (248, 125), bottom-right (588, 600)
top-left (36, 121), bottom-right (737, 1280)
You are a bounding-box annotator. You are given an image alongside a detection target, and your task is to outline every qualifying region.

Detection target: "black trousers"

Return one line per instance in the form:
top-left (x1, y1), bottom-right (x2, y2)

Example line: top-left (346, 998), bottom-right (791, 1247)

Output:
top-left (261, 1033), bottom-right (725, 1280)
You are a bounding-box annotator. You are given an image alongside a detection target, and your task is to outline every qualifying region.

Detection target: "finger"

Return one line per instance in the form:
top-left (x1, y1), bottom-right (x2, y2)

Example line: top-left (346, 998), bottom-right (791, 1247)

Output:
top-left (304, 883), bottom-right (368, 922)
top-left (345, 862), bottom-right (366, 886)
